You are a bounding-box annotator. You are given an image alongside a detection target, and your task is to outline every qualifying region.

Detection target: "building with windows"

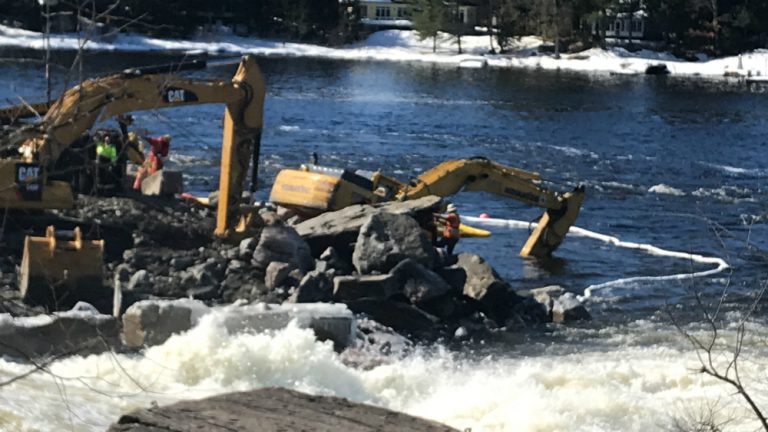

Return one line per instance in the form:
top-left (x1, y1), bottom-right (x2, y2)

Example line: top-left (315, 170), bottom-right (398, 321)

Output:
top-left (356, 0), bottom-right (480, 29)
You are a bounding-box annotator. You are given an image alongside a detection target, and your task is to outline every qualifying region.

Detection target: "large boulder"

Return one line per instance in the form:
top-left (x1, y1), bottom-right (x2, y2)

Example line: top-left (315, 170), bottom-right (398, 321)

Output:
top-left (552, 292), bottom-right (591, 323)
top-left (345, 298), bottom-right (439, 335)
top-left (108, 387), bottom-right (458, 432)
top-left (352, 213), bottom-right (439, 274)
top-left (296, 196), bottom-right (443, 256)
top-left (287, 269), bottom-right (334, 303)
top-left (389, 259), bottom-right (452, 305)
top-left (252, 224), bottom-right (314, 274)
top-left (333, 274), bottom-right (399, 302)
top-left (456, 253), bottom-right (521, 324)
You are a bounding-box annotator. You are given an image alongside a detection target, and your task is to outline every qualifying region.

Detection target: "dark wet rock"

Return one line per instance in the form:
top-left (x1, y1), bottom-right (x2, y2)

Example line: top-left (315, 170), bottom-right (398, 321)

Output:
top-left (169, 256), bottom-right (194, 271)
top-left (389, 259), bottom-right (451, 305)
top-left (552, 292), bottom-right (591, 323)
top-left (320, 246), bottom-right (354, 275)
top-left (456, 253), bottom-right (520, 324)
top-left (226, 259), bottom-right (247, 274)
top-left (238, 237), bottom-right (258, 259)
top-left (108, 387), bottom-right (458, 432)
top-left (252, 224), bottom-right (314, 275)
top-left (221, 246), bottom-right (239, 260)
top-left (506, 297), bottom-right (550, 328)
top-left (345, 298), bottom-right (440, 335)
top-left (287, 269), bottom-right (333, 303)
top-left (519, 285), bottom-right (565, 318)
top-left (265, 261), bottom-right (294, 290)
top-left (333, 274), bottom-right (399, 302)
top-left (296, 195), bottom-right (443, 256)
top-left (352, 213), bottom-right (439, 275)
top-left (436, 265), bottom-right (467, 293)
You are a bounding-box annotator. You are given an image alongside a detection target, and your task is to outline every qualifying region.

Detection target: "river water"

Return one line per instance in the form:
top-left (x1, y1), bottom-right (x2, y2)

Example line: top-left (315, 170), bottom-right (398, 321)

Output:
top-left (1, 53), bottom-right (767, 431)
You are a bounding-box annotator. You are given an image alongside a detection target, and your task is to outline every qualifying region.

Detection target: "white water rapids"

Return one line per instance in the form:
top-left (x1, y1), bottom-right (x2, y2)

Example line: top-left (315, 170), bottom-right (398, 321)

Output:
top-left (2, 219), bottom-right (766, 432)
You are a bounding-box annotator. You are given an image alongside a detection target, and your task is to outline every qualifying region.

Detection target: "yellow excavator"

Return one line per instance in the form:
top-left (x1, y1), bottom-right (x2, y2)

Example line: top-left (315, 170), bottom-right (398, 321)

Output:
top-left (270, 157), bottom-right (585, 258)
top-left (0, 56), bottom-right (265, 306)
top-left (1, 55), bottom-right (266, 237)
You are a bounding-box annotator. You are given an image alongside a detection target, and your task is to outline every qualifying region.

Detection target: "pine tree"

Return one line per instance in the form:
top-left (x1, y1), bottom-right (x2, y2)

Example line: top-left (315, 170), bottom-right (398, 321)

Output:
top-left (413, 0), bottom-right (447, 52)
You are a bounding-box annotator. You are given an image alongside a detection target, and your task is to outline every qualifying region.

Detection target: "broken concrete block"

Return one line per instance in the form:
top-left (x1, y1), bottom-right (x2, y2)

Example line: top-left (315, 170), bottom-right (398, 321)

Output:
top-left (141, 170), bottom-right (183, 196)
top-left (0, 305), bottom-right (120, 359)
top-left (219, 303), bottom-right (355, 351)
top-left (122, 299), bottom-right (209, 348)
top-left (122, 300), bottom-right (355, 351)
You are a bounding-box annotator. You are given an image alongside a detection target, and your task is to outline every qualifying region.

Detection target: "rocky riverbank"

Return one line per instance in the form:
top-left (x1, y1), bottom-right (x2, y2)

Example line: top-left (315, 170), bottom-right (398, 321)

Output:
top-left (1, 193), bottom-right (589, 348)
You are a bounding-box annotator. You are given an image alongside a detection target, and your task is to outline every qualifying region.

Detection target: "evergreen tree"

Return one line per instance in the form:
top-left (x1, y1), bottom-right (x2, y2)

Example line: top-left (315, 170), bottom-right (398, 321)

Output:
top-left (413, 0), bottom-right (447, 52)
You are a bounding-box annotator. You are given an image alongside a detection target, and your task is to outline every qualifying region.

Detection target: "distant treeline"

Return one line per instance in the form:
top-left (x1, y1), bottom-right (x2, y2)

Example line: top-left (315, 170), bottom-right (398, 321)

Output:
top-left (1, 0), bottom-right (766, 55)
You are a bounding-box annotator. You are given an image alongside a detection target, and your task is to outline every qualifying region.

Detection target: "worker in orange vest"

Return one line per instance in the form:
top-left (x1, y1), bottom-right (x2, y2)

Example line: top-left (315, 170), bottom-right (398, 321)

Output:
top-left (133, 134), bottom-right (171, 190)
top-left (438, 203), bottom-right (461, 255)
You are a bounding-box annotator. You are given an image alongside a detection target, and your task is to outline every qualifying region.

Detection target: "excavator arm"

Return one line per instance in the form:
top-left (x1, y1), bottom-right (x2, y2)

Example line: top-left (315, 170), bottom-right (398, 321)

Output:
top-left (400, 158), bottom-right (585, 258)
top-left (17, 56), bottom-right (266, 238)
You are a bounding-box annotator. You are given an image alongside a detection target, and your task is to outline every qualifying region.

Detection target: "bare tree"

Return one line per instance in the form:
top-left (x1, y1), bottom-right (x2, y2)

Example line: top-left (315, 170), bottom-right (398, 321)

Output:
top-left (669, 221), bottom-right (768, 431)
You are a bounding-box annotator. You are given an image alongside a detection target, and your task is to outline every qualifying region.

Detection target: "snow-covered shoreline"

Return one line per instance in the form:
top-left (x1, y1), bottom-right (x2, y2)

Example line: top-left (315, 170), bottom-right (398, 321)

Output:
top-left (2, 24), bottom-right (768, 80)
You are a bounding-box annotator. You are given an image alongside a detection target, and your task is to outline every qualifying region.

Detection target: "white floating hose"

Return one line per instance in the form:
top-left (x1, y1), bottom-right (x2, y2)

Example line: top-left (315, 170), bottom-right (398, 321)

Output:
top-left (463, 216), bottom-right (730, 301)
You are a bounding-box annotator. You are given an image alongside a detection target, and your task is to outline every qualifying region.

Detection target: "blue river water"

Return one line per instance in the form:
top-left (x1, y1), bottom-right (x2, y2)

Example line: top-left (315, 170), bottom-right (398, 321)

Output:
top-left (2, 51), bottom-right (768, 432)
top-left (2, 53), bottom-right (767, 322)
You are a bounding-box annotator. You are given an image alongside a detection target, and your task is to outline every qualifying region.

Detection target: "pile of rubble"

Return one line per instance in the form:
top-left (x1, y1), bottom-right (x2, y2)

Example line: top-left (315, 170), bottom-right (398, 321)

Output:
top-left (0, 193), bottom-right (591, 359)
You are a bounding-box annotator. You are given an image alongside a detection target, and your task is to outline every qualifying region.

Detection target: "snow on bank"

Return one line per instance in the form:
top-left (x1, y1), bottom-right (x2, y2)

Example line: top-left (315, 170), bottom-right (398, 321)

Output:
top-left (2, 24), bottom-right (768, 79)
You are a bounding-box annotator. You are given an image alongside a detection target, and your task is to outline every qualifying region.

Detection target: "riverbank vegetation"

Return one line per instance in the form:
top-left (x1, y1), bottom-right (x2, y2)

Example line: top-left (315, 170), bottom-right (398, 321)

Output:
top-left (1, 0), bottom-right (766, 56)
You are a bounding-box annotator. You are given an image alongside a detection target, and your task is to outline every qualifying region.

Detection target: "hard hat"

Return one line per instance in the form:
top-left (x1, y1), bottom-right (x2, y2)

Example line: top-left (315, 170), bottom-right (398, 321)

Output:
top-left (479, 212), bottom-right (489, 219)
top-left (446, 203), bottom-right (457, 213)
top-left (163, 134), bottom-right (172, 142)
top-left (127, 131), bottom-right (137, 142)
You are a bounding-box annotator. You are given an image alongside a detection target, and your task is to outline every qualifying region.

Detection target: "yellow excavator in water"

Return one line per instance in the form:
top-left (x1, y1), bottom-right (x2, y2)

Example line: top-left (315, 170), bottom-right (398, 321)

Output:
top-left (269, 157), bottom-right (585, 258)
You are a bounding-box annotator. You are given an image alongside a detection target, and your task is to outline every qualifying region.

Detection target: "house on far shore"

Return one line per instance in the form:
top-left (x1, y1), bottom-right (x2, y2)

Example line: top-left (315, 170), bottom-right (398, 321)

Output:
top-left (591, 9), bottom-right (662, 44)
top-left (355, 0), bottom-right (483, 30)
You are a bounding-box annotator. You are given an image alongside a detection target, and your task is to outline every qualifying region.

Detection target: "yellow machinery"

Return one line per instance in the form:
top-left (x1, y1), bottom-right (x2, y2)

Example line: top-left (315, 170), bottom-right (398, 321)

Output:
top-left (270, 157), bottom-right (585, 258)
top-left (1, 55), bottom-right (266, 238)
top-left (0, 56), bottom-right (265, 306)
top-left (19, 226), bottom-right (105, 309)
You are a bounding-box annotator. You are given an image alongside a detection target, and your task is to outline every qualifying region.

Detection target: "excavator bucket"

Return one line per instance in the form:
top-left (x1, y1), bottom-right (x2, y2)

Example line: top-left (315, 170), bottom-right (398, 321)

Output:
top-left (520, 185), bottom-right (586, 258)
top-left (19, 226), bottom-right (105, 310)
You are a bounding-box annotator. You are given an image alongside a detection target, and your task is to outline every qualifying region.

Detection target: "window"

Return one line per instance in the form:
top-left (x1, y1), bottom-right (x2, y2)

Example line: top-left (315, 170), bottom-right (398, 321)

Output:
top-left (631, 20), bottom-right (642, 32)
top-left (375, 6), bottom-right (391, 19)
top-left (397, 7), bottom-right (410, 18)
top-left (359, 5), bottom-right (368, 18)
top-left (458, 10), bottom-right (465, 23)
top-left (615, 20), bottom-right (622, 31)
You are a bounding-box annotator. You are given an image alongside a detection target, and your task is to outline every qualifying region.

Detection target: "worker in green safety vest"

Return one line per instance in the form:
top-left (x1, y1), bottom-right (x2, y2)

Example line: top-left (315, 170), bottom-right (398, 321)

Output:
top-left (96, 135), bottom-right (118, 165)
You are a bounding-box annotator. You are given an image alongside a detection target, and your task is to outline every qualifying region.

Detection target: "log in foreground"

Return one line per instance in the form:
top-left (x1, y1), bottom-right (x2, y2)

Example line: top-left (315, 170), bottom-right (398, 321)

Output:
top-left (108, 387), bottom-right (459, 432)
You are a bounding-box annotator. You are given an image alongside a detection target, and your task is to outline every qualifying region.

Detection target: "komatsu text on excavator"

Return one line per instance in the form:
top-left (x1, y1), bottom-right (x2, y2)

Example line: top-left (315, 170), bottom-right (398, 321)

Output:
top-left (269, 157), bottom-right (585, 258)
top-left (0, 55), bottom-right (266, 238)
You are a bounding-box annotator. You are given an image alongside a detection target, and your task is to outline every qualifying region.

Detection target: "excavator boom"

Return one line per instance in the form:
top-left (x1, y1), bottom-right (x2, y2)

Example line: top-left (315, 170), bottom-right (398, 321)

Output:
top-left (270, 157), bottom-right (586, 258)
top-left (7, 56), bottom-right (266, 238)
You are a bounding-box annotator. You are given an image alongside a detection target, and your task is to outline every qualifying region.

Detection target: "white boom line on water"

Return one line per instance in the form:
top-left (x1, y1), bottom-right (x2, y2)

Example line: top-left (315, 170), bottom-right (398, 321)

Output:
top-left (462, 216), bottom-right (731, 301)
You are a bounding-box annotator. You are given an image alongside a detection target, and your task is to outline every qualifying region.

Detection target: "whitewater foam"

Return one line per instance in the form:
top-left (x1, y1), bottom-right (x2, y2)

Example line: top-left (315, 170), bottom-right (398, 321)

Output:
top-left (1, 315), bottom-right (766, 431)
